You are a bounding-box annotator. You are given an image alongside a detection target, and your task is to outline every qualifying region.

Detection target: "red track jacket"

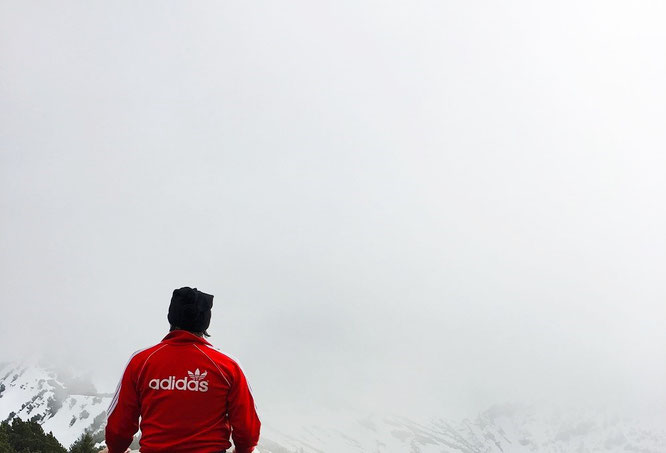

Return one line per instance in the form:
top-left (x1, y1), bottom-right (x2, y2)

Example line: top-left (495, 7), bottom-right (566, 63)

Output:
top-left (105, 330), bottom-right (261, 453)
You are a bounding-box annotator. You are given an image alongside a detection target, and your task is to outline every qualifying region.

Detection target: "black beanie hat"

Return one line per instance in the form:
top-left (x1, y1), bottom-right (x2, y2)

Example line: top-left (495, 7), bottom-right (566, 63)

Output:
top-left (168, 287), bottom-right (214, 333)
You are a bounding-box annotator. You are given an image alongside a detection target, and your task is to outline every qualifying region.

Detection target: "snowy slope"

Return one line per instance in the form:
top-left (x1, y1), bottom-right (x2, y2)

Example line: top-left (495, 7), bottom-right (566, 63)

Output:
top-left (3, 363), bottom-right (666, 452)
top-left (0, 362), bottom-right (111, 448)
top-left (258, 403), bottom-right (666, 453)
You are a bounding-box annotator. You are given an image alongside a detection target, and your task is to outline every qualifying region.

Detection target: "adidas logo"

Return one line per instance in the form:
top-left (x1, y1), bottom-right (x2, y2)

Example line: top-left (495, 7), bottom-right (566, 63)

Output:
top-left (148, 369), bottom-right (209, 392)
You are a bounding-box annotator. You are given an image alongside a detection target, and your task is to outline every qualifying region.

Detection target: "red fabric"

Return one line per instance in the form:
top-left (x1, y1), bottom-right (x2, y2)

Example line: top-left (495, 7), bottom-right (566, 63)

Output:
top-left (105, 330), bottom-right (261, 453)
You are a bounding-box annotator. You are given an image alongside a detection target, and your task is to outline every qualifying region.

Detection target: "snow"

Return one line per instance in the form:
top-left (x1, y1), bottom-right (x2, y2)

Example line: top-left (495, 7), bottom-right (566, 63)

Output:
top-left (256, 403), bottom-right (666, 452)
top-left (3, 362), bottom-right (666, 452)
top-left (0, 362), bottom-right (57, 422)
top-left (41, 394), bottom-right (110, 447)
top-left (0, 362), bottom-right (111, 448)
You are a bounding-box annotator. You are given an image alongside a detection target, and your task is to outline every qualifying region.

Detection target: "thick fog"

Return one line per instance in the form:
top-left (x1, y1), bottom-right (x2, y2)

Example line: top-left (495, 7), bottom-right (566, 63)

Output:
top-left (1, 1), bottom-right (665, 419)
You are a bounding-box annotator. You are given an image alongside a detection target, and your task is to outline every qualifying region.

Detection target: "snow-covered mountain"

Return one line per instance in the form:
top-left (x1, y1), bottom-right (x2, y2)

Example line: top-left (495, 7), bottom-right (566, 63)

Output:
top-left (259, 403), bottom-right (666, 452)
top-left (0, 362), bottom-right (111, 448)
top-left (2, 362), bottom-right (666, 452)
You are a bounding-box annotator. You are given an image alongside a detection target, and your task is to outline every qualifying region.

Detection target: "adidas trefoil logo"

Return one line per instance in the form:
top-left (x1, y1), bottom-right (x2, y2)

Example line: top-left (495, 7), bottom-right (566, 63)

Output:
top-left (188, 369), bottom-right (207, 381)
top-left (148, 369), bottom-right (209, 392)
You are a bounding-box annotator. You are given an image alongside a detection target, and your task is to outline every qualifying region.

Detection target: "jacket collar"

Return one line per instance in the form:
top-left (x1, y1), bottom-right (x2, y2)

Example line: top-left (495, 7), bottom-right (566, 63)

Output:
top-left (162, 330), bottom-right (212, 346)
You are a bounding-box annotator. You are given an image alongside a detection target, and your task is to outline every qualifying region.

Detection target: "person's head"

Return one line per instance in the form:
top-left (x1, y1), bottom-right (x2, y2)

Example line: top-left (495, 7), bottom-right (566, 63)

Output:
top-left (167, 287), bottom-right (214, 337)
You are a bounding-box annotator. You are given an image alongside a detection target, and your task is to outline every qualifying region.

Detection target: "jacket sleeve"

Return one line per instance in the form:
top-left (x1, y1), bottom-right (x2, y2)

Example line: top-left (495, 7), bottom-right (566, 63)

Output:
top-left (105, 356), bottom-right (140, 453)
top-left (227, 363), bottom-right (261, 453)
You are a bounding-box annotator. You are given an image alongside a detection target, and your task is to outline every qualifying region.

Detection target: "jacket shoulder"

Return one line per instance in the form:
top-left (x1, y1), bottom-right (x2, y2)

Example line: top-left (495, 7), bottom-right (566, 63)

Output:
top-left (199, 344), bottom-right (249, 380)
top-left (125, 343), bottom-right (168, 373)
top-left (200, 344), bottom-right (241, 368)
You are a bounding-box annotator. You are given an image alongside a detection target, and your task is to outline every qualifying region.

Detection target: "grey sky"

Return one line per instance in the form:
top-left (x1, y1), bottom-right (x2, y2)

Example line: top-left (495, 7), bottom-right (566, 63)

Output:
top-left (1, 1), bottom-right (665, 418)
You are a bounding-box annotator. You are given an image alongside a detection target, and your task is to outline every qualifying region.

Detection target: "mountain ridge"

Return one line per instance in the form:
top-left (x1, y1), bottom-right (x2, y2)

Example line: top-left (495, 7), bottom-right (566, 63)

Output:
top-left (2, 362), bottom-right (666, 452)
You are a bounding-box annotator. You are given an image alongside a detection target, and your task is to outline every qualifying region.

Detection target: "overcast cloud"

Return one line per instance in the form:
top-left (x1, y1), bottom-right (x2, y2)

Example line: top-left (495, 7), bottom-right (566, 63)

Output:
top-left (1, 1), bottom-right (665, 419)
